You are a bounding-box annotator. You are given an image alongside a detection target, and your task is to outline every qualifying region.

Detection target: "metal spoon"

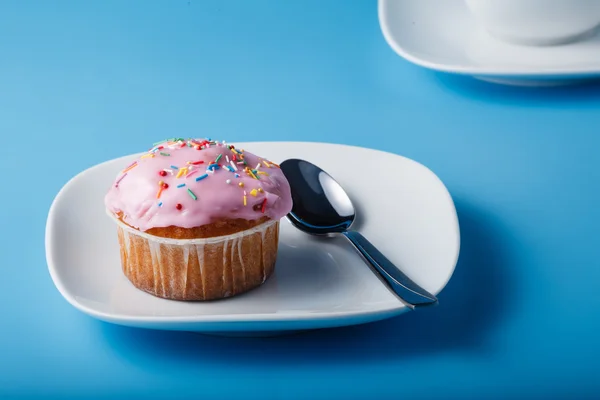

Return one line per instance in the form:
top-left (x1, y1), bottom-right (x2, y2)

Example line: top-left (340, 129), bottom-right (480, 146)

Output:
top-left (280, 158), bottom-right (438, 309)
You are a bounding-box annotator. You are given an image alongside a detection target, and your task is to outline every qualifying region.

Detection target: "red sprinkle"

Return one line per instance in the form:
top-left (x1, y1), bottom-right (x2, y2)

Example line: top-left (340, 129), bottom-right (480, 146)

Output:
top-left (195, 145), bottom-right (201, 150)
top-left (261, 199), bottom-right (267, 213)
top-left (232, 155), bottom-right (237, 161)
top-left (159, 170), bottom-right (167, 177)
top-left (163, 183), bottom-right (169, 189)
top-left (191, 160), bottom-right (204, 165)
top-left (176, 203), bottom-right (183, 210)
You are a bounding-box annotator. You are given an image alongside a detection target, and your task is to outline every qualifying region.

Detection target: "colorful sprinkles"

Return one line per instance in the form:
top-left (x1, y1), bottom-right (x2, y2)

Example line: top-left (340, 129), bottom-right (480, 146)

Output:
top-left (187, 188), bottom-right (197, 200)
top-left (115, 138), bottom-right (278, 211)
top-left (176, 168), bottom-right (188, 178)
top-left (122, 161), bottom-right (138, 173)
top-left (261, 198), bottom-right (267, 213)
top-left (115, 173), bottom-right (127, 187)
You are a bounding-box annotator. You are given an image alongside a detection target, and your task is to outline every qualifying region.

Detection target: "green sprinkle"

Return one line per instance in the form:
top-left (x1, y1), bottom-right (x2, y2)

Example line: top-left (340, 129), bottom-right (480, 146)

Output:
top-left (215, 154), bottom-right (223, 163)
top-left (160, 152), bottom-right (170, 156)
top-left (153, 139), bottom-right (167, 146)
top-left (187, 188), bottom-right (197, 200)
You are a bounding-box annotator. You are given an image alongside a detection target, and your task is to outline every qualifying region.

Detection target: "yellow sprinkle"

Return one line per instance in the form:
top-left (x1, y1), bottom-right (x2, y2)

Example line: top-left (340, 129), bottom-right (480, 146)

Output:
top-left (263, 161), bottom-right (271, 168)
top-left (158, 180), bottom-right (164, 186)
top-left (238, 182), bottom-right (244, 187)
top-left (248, 169), bottom-right (258, 180)
top-left (258, 188), bottom-right (263, 193)
top-left (140, 153), bottom-right (155, 159)
top-left (243, 195), bottom-right (247, 206)
top-left (176, 167), bottom-right (188, 178)
top-left (257, 171), bottom-right (269, 176)
top-left (250, 189), bottom-right (258, 197)
top-left (156, 188), bottom-right (163, 199)
top-left (122, 164), bottom-right (138, 173)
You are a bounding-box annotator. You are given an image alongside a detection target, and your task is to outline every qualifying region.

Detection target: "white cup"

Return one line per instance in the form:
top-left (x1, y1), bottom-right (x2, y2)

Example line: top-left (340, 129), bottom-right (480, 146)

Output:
top-left (464, 0), bottom-right (600, 46)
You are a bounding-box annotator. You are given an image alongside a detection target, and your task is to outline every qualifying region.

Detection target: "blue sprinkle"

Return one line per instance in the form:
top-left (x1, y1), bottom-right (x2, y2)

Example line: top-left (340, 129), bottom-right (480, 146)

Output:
top-left (226, 166), bottom-right (235, 172)
top-left (170, 165), bottom-right (179, 170)
top-left (158, 202), bottom-right (163, 207)
top-left (196, 173), bottom-right (209, 182)
top-left (235, 173), bottom-right (240, 178)
top-left (177, 183), bottom-right (186, 188)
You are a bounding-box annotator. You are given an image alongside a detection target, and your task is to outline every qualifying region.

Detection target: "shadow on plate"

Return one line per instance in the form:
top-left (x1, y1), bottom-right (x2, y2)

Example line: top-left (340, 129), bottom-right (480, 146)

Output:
top-left (433, 72), bottom-right (600, 107)
top-left (98, 199), bottom-right (514, 366)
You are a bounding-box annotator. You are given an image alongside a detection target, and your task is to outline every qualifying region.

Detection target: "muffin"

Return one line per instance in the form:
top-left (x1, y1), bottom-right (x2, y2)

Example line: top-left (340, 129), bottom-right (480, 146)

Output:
top-left (104, 138), bottom-right (293, 300)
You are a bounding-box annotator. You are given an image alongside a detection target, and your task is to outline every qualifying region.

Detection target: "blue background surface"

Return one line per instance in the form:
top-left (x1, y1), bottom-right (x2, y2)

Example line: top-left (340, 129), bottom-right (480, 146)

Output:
top-left (1, 0), bottom-right (599, 398)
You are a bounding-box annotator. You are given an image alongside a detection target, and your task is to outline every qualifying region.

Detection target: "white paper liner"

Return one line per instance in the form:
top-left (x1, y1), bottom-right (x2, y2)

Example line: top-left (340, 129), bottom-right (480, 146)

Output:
top-left (106, 209), bottom-right (279, 300)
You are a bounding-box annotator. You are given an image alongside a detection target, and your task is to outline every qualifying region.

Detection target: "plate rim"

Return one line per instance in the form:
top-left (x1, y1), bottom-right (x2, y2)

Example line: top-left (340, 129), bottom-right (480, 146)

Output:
top-left (378, 0), bottom-right (600, 77)
top-left (45, 141), bottom-right (460, 329)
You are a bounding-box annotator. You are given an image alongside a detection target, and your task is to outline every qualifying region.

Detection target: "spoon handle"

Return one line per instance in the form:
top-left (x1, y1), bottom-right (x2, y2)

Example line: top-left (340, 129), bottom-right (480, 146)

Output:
top-left (342, 231), bottom-right (438, 309)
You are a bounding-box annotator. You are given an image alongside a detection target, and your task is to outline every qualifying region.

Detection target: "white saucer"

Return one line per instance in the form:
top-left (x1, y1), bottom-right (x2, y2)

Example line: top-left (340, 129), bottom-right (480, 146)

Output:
top-left (379, 0), bottom-right (600, 86)
top-left (45, 142), bottom-right (460, 336)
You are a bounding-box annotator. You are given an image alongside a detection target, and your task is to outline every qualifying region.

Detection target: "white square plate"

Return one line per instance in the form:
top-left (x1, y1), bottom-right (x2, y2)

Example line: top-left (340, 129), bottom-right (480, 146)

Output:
top-left (45, 142), bottom-right (459, 335)
top-left (379, 0), bottom-right (600, 86)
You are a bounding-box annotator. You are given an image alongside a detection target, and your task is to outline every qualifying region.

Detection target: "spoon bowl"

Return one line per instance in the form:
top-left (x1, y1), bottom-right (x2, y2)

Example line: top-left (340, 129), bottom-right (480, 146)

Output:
top-left (283, 159), bottom-right (355, 235)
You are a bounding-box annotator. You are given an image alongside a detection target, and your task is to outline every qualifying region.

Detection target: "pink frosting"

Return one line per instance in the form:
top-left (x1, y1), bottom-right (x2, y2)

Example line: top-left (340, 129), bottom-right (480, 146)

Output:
top-left (104, 139), bottom-right (293, 231)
